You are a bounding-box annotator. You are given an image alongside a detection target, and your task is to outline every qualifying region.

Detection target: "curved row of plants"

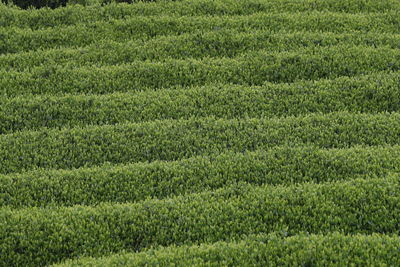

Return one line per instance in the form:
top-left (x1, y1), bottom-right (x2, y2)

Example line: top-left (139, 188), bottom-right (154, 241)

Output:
top-left (0, 71), bottom-right (399, 133)
top-left (3, 31), bottom-right (400, 71)
top-left (2, 176), bottom-right (400, 266)
top-left (1, 112), bottom-right (399, 174)
top-left (2, 145), bottom-right (400, 208)
top-left (2, 45), bottom-right (400, 96)
top-left (2, 0), bottom-right (399, 26)
top-left (2, 11), bottom-right (400, 54)
top-left (56, 233), bottom-right (400, 266)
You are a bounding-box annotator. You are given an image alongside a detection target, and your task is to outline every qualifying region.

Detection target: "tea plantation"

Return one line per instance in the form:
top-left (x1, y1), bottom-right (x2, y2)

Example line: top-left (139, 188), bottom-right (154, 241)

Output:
top-left (1, 0), bottom-right (400, 266)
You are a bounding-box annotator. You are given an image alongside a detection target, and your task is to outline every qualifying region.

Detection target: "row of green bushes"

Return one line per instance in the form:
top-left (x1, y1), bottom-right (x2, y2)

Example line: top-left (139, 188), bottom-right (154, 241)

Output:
top-left (1, 112), bottom-right (399, 174)
top-left (1, 11), bottom-right (399, 54)
top-left (2, 176), bottom-right (399, 266)
top-left (0, 71), bottom-right (398, 133)
top-left (1, 45), bottom-right (399, 96)
top-left (3, 31), bottom-right (400, 71)
top-left (2, 145), bottom-right (400, 208)
top-left (2, 0), bottom-right (399, 29)
top-left (57, 233), bottom-right (400, 266)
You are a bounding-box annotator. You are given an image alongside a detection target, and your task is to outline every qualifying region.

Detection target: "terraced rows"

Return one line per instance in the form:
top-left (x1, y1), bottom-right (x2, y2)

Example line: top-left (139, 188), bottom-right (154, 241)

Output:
top-left (0, 0), bottom-right (399, 266)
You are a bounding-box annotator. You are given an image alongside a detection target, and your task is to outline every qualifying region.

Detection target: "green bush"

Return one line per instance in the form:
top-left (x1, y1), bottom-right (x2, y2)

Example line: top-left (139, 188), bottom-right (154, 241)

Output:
top-left (2, 0), bottom-right (400, 29)
top-left (57, 233), bottom-right (400, 266)
top-left (2, 31), bottom-right (400, 71)
top-left (1, 176), bottom-right (400, 266)
top-left (0, 71), bottom-right (398, 133)
top-left (1, 11), bottom-right (400, 54)
top-left (1, 45), bottom-right (399, 96)
top-left (0, 112), bottom-right (399, 174)
top-left (2, 145), bottom-right (400, 208)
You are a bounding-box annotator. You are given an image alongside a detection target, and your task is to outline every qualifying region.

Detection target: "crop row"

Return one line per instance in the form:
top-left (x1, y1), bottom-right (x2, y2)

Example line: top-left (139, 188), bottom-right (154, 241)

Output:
top-left (1, 12), bottom-right (400, 54)
top-left (2, 176), bottom-right (400, 266)
top-left (0, 71), bottom-right (399, 133)
top-left (2, 0), bottom-right (400, 29)
top-left (2, 31), bottom-right (400, 71)
top-left (2, 145), bottom-right (400, 208)
top-left (1, 112), bottom-right (400, 174)
top-left (57, 233), bottom-right (400, 266)
top-left (1, 45), bottom-right (399, 96)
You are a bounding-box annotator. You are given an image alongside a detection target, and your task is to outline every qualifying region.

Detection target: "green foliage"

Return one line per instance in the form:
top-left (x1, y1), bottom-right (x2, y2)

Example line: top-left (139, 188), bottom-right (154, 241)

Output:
top-left (0, 112), bottom-right (399, 174)
top-left (2, 31), bottom-right (400, 71)
top-left (1, 45), bottom-right (400, 96)
top-left (2, 0), bottom-right (400, 29)
top-left (1, 176), bottom-right (400, 266)
top-left (2, 145), bottom-right (400, 208)
top-left (57, 233), bottom-right (400, 266)
top-left (1, 0), bottom-right (400, 266)
top-left (0, 72), bottom-right (399, 133)
top-left (1, 11), bottom-right (400, 54)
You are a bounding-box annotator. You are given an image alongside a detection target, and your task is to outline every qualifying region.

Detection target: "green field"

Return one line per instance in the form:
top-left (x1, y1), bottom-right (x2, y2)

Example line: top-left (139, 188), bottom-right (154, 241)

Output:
top-left (1, 0), bottom-right (400, 266)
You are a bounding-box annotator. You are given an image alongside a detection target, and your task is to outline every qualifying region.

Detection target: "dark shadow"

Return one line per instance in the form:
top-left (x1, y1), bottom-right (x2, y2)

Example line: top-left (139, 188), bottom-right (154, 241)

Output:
top-left (1, 0), bottom-right (68, 9)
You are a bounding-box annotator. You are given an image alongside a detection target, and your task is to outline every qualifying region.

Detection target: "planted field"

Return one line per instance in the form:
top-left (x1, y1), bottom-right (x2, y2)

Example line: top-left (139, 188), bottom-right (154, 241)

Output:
top-left (0, 0), bottom-right (399, 266)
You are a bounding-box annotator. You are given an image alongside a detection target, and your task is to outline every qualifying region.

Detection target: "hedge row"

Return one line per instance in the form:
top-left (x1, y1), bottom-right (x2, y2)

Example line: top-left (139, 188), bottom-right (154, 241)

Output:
top-left (0, 112), bottom-right (399, 174)
top-left (3, 31), bottom-right (400, 71)
top-left (1, 12), bottom-right (400, 54)
top-left (0, 71), bottom-right (399, 133)
top-left (1, 45), bottom-right (399, 96)
top-left (2, 145), bottom-right (400, 208)
top-left (2, 176), bottom-right (400, 266)
top-left (2, 0), bottom-right (400, 29)
top-left (57, 233), bottom-right (400, 267)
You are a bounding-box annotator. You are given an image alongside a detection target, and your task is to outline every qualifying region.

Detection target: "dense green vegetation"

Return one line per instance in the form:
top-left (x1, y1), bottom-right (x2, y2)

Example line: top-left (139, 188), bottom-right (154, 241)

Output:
top-left (2, 146), bottom-right (400, 208)
top-left (1, 0), bottom-right (399, 266)
top-left (56, 233), bottom-right (400, 266)
top-left (1, 112), bottom-right (400, 174)
top-left (2, 46), bottom-right (400, 96)
top-left (2, 176), bottom-right (400, 266)
top-left (2, 12), bottom-right (400, 54)
top-left (0, 72), bottom-right (399, 133)
top-left (3, 31), bottom-right (400, 72)
top-left (2, 0), bottom-right (400, 28)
